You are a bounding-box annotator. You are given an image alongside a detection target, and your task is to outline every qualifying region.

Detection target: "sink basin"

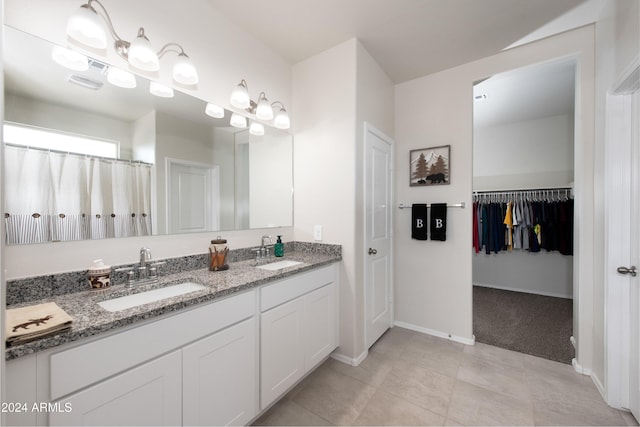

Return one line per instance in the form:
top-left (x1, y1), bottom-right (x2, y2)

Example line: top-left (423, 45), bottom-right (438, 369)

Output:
top-left (98, 282), bottom-right (206, 312)
top-left (256, 260), bottom-right (303, 271)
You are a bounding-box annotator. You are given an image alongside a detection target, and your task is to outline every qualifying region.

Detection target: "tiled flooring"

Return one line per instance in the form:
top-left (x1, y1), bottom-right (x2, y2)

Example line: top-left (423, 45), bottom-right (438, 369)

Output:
top-left (254, 327), bottom-right (639, 426)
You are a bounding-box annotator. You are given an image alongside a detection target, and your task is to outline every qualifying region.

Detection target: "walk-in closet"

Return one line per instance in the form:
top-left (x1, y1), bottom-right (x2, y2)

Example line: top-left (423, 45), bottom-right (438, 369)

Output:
top-left (472, 58), bottom-right (576, 364)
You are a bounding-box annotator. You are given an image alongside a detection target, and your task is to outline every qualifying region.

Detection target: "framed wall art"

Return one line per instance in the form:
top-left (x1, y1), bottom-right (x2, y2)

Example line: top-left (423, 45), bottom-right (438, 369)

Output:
top-left (409, 145), bottom-right (450, 186)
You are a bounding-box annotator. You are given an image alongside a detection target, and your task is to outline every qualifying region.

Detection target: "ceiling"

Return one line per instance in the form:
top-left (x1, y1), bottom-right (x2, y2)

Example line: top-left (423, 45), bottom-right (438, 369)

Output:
top-left (207, 0), bottom-right (597, 84)
top-left (473, 58), bottom-right (576, 128)
top-left (207, 0), bottom-right (601, 128)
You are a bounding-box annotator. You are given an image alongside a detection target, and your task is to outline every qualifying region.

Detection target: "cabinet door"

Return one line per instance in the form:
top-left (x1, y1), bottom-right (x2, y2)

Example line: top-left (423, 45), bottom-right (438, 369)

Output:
top-left (304, 283), bottom-right (336, 369)
top-left (49, 351), bottom-right (181, 426)
top-left (260, 297), bottom-right (305, 409)
top-left (183, 318), bottom-right (257, 426)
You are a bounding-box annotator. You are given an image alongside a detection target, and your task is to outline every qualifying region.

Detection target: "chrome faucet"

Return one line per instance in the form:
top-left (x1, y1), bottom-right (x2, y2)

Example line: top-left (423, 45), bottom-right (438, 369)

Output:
top-left (116, 247), bottom-right (165, 288)
top-left (138, 247), bottom-right (152, 279)
top-left (140, 247), bottom-right (152, 266)
top-left (254, 235), bottom-right (273, 263)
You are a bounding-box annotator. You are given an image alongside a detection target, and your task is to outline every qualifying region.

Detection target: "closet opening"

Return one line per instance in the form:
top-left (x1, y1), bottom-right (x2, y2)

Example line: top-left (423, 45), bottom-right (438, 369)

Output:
top-left (471, 57), bottom-right (577, 364)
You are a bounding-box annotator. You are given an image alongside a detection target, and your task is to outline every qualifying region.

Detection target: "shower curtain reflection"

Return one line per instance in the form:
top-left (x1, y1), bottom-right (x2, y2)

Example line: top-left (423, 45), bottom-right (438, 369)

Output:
top-left (4, 145), bottom-right (152, 244)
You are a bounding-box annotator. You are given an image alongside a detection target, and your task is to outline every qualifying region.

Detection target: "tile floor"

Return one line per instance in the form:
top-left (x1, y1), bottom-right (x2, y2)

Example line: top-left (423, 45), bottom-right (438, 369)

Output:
top-left (254, 326), bottom-right (639, 426)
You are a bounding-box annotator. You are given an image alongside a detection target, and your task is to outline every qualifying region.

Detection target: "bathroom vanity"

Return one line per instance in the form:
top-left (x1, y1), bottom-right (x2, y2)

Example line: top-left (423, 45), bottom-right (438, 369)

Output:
top-left (5, 244), bottom-right (340, 426)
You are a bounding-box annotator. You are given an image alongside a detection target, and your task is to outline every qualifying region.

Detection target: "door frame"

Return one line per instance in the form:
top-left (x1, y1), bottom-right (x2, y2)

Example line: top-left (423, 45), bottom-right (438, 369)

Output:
top-left (363, 122), bottom-right (395, 350)
top-left (604, 57), bottom-right (639, 410)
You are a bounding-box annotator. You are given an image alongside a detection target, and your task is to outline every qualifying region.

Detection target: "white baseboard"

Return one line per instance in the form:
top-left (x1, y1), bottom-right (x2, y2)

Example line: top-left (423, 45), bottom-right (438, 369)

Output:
top-left (330, 349), bottom-right (368, 367)
top-left (474, 282), bottom-right (573, 300)
top-left (394, 321), bottom-right (476, 346)
top-left (572, 358), bottom-right (592, 376)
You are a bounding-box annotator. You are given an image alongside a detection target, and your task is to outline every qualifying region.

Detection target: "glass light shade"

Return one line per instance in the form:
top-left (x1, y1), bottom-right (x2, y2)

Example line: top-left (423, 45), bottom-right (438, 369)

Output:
top-left (107, 67), bottom-right (136, 88)
top-left (249, 121), bottom-right (265, 136)
top-left (66, 4), bottom-right (107, 49)
top-left (205, 103), bottom-right (225, 118)
top-left (149, 81), bottom-right (174, 98)
top-left (172, 53), bottom-right (199, 85)
top-left (51, 45), bottom-right (89, 71)
top-left (128, 31), bottom-right (160, 72)
top-left (255, 93), bottom-right (274, 121)
top-left (274, 107), bottom-right (291, 129)
top-left (230, 81), bottom-right (250, 109)
top-left (230, 112), bottom-right (247, 128)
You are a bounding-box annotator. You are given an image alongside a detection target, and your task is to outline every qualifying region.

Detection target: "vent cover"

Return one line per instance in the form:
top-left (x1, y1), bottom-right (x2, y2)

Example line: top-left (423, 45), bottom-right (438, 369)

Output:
top-left (67, 74), bottom-right (103, 90)
top-left (87, 59), bottom-right (109, 75)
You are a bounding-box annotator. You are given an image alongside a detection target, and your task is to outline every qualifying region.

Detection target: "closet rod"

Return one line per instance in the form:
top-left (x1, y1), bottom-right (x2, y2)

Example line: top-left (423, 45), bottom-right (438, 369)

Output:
top-left (473, 186), bottom-right (572, 195)
top-left (398, 202), bottom-right (466, 209)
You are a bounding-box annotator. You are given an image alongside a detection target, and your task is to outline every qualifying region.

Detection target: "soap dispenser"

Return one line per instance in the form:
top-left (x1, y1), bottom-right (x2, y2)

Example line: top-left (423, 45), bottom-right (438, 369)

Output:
top-left (274, 235), bottom-right (284, 257)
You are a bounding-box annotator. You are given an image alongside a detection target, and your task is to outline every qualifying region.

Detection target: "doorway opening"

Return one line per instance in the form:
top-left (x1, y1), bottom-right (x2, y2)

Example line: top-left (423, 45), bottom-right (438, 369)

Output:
top-left (471, 57), bottom-right (577, 364)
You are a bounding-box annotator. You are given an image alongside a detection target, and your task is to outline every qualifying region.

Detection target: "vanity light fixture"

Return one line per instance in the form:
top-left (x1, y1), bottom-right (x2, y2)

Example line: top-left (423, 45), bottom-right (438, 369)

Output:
top-left (255, 92), bottom-right (273, 121)
top-left (205, 103), bottom-right (225, 119)
top-left (249, 121), bottom-right (265, 136)
top-left (272, 101), bottom-right (291, 130)
top-left (66, 0), bottom-right (199, 86)
top-left (230, 79), bottom-right (250, 109)
top-left (106, 66), bottom-right (136, 88)
top-left (230, 112), bottom-right (247, 129)
top-left (149, 81), bottom-right (174, 98)
top-left (51, 45), bottom-right (89, 71)
top-left (230, 79), bottom-right (290, 129)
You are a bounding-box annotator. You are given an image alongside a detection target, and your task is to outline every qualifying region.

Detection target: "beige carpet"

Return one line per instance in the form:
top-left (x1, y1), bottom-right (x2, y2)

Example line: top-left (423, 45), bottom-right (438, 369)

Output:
top-left (473, 286), bottom-right (574, 364)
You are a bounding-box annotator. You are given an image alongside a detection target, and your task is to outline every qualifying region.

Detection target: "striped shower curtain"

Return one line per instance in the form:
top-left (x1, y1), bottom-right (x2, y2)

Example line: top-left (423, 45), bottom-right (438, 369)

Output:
top-left (4, 145), bottom-right (152, 244)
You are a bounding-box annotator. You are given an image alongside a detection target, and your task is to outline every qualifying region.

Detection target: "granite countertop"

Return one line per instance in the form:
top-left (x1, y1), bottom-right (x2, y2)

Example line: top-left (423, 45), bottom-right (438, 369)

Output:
top-left (5, 250), bottom-right (340, 360)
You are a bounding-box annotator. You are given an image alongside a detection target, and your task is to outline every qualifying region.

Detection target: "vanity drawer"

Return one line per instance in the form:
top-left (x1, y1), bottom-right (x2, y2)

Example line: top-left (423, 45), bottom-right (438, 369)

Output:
top-left (260, 264), bottom-right (335, 312)
top-left (49, 289), bottom-right (255, 400)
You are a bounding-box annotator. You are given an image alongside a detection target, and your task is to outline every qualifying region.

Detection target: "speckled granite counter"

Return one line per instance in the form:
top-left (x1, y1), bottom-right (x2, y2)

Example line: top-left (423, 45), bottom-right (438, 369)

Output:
top-left (5, 244), bottom-right (341, 360)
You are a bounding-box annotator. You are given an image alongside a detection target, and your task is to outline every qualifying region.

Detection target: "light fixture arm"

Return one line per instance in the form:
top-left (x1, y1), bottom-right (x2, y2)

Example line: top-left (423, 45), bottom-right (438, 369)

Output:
top-left (85, 0), bottom-right (127, 46)
top-left (157, 42), bottom-right (187, 59)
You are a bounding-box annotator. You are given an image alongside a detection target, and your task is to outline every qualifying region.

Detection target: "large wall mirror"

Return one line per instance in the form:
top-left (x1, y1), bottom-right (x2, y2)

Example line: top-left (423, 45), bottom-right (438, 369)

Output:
top-left (2, 26), bottom-right (293, 245)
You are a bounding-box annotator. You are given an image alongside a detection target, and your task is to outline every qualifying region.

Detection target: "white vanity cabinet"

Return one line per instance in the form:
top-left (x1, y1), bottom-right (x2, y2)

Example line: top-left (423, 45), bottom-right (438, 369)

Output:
top-left (49, 350), bottom-right (182, 426)
top-left (260, 265), bottom-right (337, 409)
top-left (6, 289), bottom-right (257, 427)
top-left (5, 262), bottom-right (339, 426)
top-left (182, 317), bottom-right (256, 426)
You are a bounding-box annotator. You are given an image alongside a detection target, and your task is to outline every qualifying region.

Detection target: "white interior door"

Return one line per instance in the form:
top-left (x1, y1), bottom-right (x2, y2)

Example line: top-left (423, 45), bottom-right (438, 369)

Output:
top-left (167, 160), bottom-right (219, 234)
top-left (605, 67), bottom-right (639, 420)
top-left (364, 123), bottom-right (393, 349)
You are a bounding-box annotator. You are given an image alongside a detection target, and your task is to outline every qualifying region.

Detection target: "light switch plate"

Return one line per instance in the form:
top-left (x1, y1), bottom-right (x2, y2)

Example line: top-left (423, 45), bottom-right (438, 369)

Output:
top-left (313, 225), bottom-right (323, 241)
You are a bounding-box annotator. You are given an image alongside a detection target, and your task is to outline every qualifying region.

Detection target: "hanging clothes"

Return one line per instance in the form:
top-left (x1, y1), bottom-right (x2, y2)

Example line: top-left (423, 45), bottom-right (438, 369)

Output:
top-left (472, 189), bottom-right (573, 256)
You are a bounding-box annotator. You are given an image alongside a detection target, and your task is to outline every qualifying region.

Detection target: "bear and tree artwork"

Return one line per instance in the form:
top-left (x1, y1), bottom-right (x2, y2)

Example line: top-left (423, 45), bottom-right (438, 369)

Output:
top-left (410, 145), bottom-right (450, 186)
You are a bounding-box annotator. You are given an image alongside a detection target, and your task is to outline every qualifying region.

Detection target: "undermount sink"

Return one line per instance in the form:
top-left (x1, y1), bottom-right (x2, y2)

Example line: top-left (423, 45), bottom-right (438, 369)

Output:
top-left (98, 282), bottom-right (206, 312)
top-left (256, 260), bottom-right (303, 271)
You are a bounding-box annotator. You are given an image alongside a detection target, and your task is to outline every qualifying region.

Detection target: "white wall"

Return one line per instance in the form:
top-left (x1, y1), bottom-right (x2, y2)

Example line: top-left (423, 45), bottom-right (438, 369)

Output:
top-left (394, 26), bottom-right (595, 363)
top-left (2, 0), bottom-right (295, 279)
top-left (473, 252), bottom-right (573, 298)
top-left (292, 39), bottom-right (394, 363)
top-left (292, 39), bottom-right (358, 361)
top-left (473, 114), bottom-right (575, 190)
